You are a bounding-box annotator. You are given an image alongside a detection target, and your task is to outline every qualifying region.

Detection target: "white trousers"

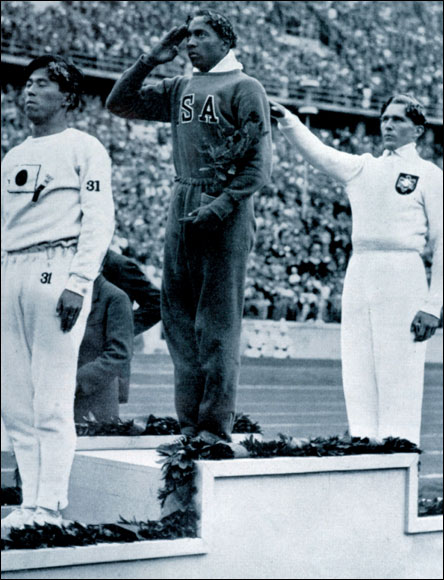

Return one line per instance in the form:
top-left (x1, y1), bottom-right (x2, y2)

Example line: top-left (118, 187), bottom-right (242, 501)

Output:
top-left (1, 246), bottom-right (91, 511)
top-left (341, 251), bottom-right (427, 445)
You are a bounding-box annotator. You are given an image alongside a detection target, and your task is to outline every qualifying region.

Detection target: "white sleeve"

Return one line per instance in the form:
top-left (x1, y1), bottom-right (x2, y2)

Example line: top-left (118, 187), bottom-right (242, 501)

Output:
top-left (1, 152), bottom-right (11, 258)
top-left (278, 111), bottom-right (365, 184)
top-left (65, 137), bottom-right (115, 296)
top-left (421, 165), bottom-right (443, 318)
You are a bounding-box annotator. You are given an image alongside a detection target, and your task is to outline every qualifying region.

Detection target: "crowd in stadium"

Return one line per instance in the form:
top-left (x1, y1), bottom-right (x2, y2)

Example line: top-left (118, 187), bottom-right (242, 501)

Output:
top-left (2, 0), bottom-right (443, 322)
top-left (2, 1), bottom-right (443, 107)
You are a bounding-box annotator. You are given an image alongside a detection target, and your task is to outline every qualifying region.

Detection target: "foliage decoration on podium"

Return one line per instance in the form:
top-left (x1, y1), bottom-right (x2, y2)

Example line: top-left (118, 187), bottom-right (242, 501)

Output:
top-left (2, 432), bottom-right (438, 552)
top-left (75, 413), bottom-right (262, 437)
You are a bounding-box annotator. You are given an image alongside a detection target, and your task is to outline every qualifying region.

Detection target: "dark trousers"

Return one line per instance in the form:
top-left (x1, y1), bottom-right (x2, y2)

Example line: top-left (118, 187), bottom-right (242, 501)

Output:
top-left (161, 180), bottom-right (255, 440)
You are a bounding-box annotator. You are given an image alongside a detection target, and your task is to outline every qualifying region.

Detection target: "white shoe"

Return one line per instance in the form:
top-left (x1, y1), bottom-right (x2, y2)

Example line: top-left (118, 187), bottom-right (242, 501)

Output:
top-left (1, 507), bottom-right (35, 530)
top-left (32, 507), bottom-right (63, 527)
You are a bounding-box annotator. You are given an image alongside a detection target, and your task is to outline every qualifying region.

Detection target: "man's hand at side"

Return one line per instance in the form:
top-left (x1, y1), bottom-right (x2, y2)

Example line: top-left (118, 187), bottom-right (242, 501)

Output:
top-left (410, 310), bottom-right (440, 342)
top-left (148, 25), bottom-right (188, 65)
top-left (56, 289), bottom-right (84, 333)
top-left (179, 205), bottom-right (222, 229)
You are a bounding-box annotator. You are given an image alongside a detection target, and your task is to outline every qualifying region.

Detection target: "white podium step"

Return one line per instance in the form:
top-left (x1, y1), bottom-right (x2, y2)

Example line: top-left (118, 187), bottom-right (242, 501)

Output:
top-left (2, 453), bottom-right (443, 580)
top-left (65, 435), bottom-right (259, 524)
top-left (64, 449), bottom-right (164, 524)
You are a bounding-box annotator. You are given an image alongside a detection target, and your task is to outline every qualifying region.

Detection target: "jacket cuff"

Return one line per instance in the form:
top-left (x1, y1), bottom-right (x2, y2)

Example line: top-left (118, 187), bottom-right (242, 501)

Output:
top-left (65, 274), bottom-right (93, 297)
top-left (207, 193), bottom-right (237, 221)
top-left (139, 54), bottom-right (159, 69)
top-left (420, 301), bottom-right (443, 320)
top-left (278, 112), bottom-right (300, 129)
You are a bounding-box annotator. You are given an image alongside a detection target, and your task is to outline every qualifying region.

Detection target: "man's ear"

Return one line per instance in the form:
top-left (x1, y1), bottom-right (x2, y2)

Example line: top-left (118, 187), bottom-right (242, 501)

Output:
top-left (62, 92), bottom-right (73, 110)
top-left (415, 125), bottom-right (425, 139)
top-left (222, 38), bottom-right (231, 53)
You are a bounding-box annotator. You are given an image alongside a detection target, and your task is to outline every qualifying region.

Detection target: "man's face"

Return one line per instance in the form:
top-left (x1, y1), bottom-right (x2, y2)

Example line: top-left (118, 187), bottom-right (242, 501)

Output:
top-left (187, 17), bottom-right (229, 72)
top-left (24, 67), bottom-right (69, 124)
top-left (380, 103), bottom-right (423, 151)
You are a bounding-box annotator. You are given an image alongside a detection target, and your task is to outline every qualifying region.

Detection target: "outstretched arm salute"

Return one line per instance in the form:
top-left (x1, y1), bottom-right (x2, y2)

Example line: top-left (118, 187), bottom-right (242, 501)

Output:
top-left (270, 100), bottom-right (363, 184)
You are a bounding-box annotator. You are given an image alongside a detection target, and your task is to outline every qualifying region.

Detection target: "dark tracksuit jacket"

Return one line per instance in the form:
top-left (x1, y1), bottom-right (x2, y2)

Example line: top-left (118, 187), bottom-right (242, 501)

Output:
top-left (107, 57), bottom-right (272, 439)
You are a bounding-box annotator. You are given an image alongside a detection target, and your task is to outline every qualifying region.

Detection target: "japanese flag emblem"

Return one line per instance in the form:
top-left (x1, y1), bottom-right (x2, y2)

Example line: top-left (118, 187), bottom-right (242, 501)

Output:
top-left (395, 173), bottom-right (419, 195)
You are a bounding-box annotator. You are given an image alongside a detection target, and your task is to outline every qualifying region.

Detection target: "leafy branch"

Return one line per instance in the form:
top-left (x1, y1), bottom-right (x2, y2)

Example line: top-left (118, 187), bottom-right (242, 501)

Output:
top-left (199, 111), bottom-right (268, 186)
top-left (157, 437), bottom-right (234, 508)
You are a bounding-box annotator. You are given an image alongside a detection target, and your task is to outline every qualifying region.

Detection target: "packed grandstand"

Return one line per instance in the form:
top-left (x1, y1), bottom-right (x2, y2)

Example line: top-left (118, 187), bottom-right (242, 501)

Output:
top-left (2, 0), bottom-right (443, 322)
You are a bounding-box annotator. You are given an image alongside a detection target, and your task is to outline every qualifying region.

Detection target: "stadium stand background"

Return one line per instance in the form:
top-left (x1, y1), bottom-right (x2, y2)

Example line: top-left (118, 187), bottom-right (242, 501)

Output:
top-left (2, 0), bottom-right (443, 322)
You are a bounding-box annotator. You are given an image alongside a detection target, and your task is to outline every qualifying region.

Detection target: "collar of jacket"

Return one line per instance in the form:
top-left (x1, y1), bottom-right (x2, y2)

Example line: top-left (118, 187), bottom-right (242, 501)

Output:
top-left (382, 141), bottom-right (419, 160)
top-left (192, 49), bottom-right (243, 74)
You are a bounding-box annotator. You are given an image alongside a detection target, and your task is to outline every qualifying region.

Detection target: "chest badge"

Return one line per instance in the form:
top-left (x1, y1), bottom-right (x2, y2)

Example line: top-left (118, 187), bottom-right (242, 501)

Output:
top-left (395, 173), bottom-right (419, 195)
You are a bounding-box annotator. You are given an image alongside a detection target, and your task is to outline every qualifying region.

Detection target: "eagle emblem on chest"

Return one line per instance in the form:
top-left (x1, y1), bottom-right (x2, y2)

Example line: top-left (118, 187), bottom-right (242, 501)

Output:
top-left (395, 173), bottom-right (419, 195)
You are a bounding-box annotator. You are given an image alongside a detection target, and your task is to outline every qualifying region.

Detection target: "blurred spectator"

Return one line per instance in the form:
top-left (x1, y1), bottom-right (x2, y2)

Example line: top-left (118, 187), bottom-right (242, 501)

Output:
top-left (75, 275), bottom-right (134, 422)
top-left (101, 247), bottom-right (161, 402)
top-left (102, 248), bottom-right (161, 337)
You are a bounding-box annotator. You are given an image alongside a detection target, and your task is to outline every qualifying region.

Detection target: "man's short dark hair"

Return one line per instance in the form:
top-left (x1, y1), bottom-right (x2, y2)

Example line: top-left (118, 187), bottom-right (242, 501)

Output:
top-left (188, 9), bottom-right (237, 48)
top-left (24, 55), bottom-right (84, 110)
top-left (380, 94), bottom-right (427, 128)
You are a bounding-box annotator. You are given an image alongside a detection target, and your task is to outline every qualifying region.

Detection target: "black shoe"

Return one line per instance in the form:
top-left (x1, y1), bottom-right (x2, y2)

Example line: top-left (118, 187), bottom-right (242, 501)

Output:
top-left (181, 426), bottom-right (198, 438)
top-left (197, 430), bottom-right (226, 445)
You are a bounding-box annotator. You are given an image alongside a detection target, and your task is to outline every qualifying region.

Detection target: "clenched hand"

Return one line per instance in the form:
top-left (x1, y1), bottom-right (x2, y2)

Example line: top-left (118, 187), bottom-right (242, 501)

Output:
top-left (410, 310), bottom-right (440, 342)
top-left (56, 289), bottom-right (84, 333)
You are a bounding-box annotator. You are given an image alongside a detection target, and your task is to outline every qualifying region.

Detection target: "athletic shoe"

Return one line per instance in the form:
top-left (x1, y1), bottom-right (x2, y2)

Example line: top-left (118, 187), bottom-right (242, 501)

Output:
top-left (180, 426), bottom-right (198, 438)
top-left (32, 507), bottom-right (63, 527)
top-left (228, 442), bottom-right (250, 458)
top-left (1, 507), bottom-right (35, 530)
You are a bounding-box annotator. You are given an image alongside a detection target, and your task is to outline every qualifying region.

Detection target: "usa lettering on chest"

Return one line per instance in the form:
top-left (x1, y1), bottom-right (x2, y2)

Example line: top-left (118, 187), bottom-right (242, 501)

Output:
top-left (180, 94), bottom-right (219, 124)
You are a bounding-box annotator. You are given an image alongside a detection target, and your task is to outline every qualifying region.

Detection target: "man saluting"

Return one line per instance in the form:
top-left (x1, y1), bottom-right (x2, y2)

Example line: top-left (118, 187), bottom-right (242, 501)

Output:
top-left (107, 10), bottom-right (272, 443)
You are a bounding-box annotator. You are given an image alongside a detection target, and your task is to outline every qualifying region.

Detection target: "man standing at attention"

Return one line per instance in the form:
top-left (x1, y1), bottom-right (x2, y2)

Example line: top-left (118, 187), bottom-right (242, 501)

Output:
top-left (1, 56), bottom-right (115, 529)
top-left (271, 95), bottom-right (442, 446)
top-left (107, 10), bottom-right (272, 443)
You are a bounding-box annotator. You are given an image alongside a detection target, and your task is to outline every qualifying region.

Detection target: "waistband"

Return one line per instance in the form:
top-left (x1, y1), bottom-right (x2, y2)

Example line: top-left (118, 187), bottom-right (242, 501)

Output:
top-left (6, 237), bottom-right (78, 255)
top-left (175, 175), bottom-right (220, 194)
top-left (352, 249), bottom-right (419, 254)
top-left (352, 241), bottom-right (420, 254)
top-left (175, 176), bottom-right (215, 185)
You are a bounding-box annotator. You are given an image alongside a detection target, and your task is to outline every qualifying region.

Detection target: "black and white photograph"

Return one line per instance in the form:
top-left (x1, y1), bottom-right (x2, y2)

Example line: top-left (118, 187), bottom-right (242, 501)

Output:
top-left (1, 1), bottom-right (442, 578)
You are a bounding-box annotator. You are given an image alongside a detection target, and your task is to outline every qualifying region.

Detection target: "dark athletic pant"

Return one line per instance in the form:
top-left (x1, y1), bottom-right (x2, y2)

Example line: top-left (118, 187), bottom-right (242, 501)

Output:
top-left (161, 177), bottom-right (255, 440)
